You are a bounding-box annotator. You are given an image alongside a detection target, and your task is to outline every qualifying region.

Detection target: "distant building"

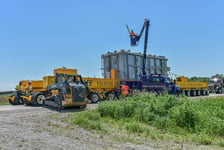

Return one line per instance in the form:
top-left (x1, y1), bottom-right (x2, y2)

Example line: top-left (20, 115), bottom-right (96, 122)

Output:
top-left (101, 49), bottom-right (170, 80)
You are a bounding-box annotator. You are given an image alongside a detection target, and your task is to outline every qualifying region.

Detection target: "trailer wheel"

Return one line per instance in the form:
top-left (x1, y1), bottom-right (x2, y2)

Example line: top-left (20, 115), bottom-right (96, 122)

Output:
top-left (201, 90), bottom-right (206, 96)
top-left (32, 93), bottom-right (46, 106)
top-left (196, 90), bottom-right (201, 96)
top-left (191, 90), bottom-right (196, 97)
top-left (90, 93), bottom-right (99, 103)
top-left (186, 91), bottom-right (191, 97)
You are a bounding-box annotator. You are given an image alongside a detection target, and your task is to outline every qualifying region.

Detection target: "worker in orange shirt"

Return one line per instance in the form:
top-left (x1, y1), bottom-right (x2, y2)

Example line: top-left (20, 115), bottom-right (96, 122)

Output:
top-left (25, 81), bottom-right (33, 94)
top-left (130, 30), bottom-right (136, 36)
top-left (130, 30), bottom-right (139, 46)
top-left (121, 82), bottom-right (130, 96)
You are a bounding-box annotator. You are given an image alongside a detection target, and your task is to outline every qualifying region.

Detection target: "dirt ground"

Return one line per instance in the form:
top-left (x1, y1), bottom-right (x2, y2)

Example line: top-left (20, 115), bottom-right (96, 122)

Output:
top-left (0, 104), bottom-right (222, 150)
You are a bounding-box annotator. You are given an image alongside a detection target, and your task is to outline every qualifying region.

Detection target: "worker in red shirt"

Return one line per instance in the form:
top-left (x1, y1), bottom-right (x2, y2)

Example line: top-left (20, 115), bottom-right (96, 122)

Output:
top-left (121, 82), bottom-right (130, 96)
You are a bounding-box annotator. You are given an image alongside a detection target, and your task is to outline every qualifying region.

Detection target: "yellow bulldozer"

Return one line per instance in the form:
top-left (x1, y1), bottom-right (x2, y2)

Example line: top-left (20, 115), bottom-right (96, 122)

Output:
top-left (7, 67), bottom-right (121, 108)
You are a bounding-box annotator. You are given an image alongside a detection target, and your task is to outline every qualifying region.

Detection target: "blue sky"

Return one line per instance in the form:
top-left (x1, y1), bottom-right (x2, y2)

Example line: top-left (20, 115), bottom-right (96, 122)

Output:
top-left (0, 0), bottom-right (224, 91)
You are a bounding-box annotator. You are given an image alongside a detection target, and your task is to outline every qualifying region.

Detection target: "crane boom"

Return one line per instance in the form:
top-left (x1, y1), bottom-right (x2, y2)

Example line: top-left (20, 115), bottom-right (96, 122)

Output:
top-left (127, 18), bottom-right (150, 77)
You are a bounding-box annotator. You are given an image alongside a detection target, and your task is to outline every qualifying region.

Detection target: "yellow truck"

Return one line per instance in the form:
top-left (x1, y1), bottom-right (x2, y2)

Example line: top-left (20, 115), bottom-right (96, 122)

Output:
top-left (176, 76), bottom-right (209, 96)
top-left (83, 77), bottom-right (119, 103)
top-left (8, 68), bottom-right (120, 106)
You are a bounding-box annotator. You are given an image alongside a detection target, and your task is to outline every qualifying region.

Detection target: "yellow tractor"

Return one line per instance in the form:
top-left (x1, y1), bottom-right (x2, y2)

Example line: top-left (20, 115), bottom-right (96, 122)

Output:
top-left (42, 73), bottom-right (90, 110)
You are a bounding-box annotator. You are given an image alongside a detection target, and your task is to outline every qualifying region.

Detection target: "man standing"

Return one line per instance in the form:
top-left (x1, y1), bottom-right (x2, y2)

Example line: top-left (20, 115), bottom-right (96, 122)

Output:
top-left (15, 81), bottom-right (22, 92)
top-left (25, 81), bottom-right (33, 93)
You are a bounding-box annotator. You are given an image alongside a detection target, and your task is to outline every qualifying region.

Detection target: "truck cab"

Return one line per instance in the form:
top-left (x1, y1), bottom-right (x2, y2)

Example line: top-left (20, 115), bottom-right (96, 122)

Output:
top-left (141, 74), bottom-right (180, 95)
top-left (208, 78), bottom-right (223, 94)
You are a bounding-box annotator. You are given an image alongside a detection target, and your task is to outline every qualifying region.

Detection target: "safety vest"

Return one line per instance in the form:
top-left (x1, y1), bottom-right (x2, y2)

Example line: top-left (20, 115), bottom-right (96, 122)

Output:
top-left (121, 85), bottom-right (130, 95)
top-left (15, 85), bottom-right (21, 91)
top-left (130, 32), bottom-right (136, 35)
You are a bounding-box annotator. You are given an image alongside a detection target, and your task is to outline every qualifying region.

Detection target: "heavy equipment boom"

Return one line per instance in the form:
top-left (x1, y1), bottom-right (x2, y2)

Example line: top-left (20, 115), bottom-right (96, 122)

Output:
top-left (127, 18), bottom-right (150, 77)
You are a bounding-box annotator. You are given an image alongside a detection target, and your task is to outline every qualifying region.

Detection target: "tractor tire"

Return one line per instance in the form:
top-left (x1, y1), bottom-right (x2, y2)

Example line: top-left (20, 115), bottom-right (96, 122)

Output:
top-left (89, 93), bottom-right (99, 103)
top-left (32, 93), bottom-right (46, 106)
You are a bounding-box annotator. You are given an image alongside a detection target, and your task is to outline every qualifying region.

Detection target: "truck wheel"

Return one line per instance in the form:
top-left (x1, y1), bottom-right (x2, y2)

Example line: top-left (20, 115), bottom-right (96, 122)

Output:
top-left (201, 90), bottom-right (206, 96)
top-left (197, 90), bottom-right (201, 96)
top-left (90, 93), bottom-right (99, 103)
top-left (191, 90), bottom-right (196, 97)
top-left (32, 93), bottom-right (46, 106)
top-left (186, 91), bottom-right (190, 96)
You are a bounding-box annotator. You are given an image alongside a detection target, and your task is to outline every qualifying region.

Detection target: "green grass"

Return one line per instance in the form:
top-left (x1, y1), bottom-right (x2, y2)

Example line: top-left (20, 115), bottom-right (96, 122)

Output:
top-left (70, 93), bottom-right (224, 146)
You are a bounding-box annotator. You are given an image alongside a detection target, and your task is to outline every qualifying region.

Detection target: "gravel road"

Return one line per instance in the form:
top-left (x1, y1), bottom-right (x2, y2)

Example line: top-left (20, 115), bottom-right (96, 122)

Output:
top-left (0, 104), bottom-right (221, 150)
top-left (0, 105), bottom-right (155, 150)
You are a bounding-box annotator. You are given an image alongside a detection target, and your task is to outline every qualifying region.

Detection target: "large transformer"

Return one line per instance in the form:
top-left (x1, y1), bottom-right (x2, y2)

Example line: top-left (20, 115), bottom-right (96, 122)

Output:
top-left (101, 49), bottom-right (170, 80)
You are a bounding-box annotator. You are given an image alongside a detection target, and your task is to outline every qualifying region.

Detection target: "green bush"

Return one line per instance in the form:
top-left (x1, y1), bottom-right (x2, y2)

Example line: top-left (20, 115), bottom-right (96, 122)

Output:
top-left (71, 92), bottom-right (224, 145)
top-left (169, 102), bottom-right (199, 131)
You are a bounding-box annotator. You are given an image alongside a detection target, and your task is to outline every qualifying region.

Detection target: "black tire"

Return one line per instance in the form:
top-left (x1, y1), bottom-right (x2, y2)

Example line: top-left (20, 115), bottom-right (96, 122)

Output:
top-left (89, 93), bottom-right (99, 103)
top-left (12, 95), bottom-right (23, 105)
top-left (201, 90), bottom-right (206, 96)
top-left (186, 90), bottom-right (191, 97)
top-left (32, 93), bottom-right (46, 106)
